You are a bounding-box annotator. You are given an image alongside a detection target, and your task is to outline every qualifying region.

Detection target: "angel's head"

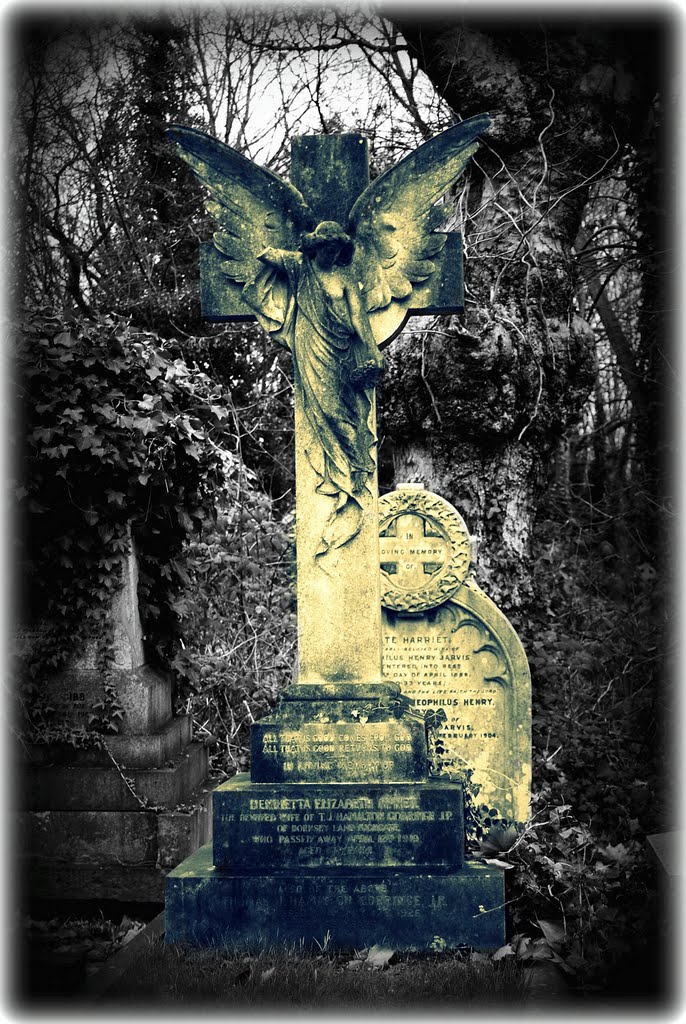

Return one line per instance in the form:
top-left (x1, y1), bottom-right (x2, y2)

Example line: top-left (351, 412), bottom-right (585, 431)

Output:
top-left (301, 221), bottom-right (354, 270)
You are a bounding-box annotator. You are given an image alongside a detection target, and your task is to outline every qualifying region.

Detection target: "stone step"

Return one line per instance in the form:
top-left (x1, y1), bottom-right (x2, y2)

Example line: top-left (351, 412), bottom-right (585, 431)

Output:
top-left (19, 742), bottom-right (209, 812)
top-left (165, 843), bottom-right (505, 950)
top-left (19, 782), bottom-right (215, 902)
top-left (212, 775), bottom-right (464, 872)
top-left (24, 714), bottom-right (192, 769)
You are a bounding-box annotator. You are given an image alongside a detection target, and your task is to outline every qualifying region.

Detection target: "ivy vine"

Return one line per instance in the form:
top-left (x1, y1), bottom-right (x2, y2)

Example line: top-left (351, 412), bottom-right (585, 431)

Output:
top-left (14, 308), bottom-right (237, 742)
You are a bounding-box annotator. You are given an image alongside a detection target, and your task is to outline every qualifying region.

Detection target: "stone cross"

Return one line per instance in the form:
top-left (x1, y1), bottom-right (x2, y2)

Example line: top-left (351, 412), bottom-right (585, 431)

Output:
top-left (168, 120), bottom-right (489, 688)
top-left (379, 513), bottom-right (450, 586)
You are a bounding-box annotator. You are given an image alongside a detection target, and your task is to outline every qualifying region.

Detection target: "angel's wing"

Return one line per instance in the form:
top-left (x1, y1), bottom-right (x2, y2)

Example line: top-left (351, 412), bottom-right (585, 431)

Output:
top-left (166, 125), bottom-right (315, 331)
top-left (348, 113), bottom-right (490, 313)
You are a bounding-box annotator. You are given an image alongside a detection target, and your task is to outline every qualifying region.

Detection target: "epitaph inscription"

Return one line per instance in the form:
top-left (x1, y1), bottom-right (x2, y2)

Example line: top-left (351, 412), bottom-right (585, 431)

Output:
top-left (213, 778), bottom-right (464, 871)
top-left (251, 717), bottom-right (427, 783)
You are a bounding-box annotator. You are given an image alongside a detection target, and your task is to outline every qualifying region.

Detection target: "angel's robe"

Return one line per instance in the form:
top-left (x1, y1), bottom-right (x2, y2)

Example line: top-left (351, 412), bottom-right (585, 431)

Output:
top-left (253, 248), bottom-right (376, 560)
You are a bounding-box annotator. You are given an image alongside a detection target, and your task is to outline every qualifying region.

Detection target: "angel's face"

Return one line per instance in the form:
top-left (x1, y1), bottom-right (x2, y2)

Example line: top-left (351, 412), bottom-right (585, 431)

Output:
top-left (301, 223), bottom-right (354, 270)
top-left (313, 240), bottom-right (350, 271)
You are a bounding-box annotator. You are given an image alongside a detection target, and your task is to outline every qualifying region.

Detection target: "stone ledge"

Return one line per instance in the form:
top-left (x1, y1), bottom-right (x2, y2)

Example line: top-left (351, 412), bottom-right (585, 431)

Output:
top-left (24, 714), bottom-right (192, 769)
top-left (19, 742), bottom-right (209, 812)
top-left (166, 843), bottom-right (505, 950)
top-left (281, 683), bottom-right (403, 701)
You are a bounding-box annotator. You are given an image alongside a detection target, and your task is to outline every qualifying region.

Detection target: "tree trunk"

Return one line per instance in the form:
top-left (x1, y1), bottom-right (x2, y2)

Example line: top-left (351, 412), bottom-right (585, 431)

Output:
top-left (381, 17), bottom-right (663, 610)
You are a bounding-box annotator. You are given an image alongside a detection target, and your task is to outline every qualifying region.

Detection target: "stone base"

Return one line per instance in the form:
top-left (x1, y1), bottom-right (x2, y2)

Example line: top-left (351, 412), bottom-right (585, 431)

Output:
top-left (165, 842), bottom-right (505, 950)
top-left (20, 782), bottom-right (214, 903)
top-left (20, 742), bottom-right (208, 812)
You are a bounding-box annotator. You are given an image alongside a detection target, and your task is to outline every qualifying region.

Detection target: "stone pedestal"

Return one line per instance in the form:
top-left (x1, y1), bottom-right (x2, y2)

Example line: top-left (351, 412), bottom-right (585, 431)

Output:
top-left (16, 542), bottom-right (213, 904)
top-left (165, 682), bottom-right (505, 950)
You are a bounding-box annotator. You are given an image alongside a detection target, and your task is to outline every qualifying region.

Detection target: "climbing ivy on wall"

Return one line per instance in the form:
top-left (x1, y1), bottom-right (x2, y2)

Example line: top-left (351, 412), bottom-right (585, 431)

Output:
top-left (14, 308), bottom-right (236, 669)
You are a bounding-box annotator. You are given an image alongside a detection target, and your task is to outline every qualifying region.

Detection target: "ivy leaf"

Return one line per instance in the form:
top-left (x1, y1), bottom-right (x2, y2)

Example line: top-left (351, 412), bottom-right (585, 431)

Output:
top-left (54, 331), bottom-right (76, 347)
top-left (537, 918), bottom-right (566, 946)
top-left (178, 510), bottom-right (193, 533)
top-left (132, 416), bottom-right (152, 435)
top-left (146, 366), bottom-right (163, 380)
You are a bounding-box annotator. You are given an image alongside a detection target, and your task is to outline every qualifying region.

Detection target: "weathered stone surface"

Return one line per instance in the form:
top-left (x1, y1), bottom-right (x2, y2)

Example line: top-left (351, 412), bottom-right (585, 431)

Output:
top-left (166, 842), bottom-right (504, 950)
top-left (35, 664), bottom-right (171, 736)
top-left (251, 697), bottom-right (428, 784)
top-left (22, 786), bottom-right (211, 901)
top-left (20, 785), bottom-right (213, 902)
top-left (212, 775), bottom-right (463, 872)
top-left (24, 714), bottom-right (191, 769)
top-left (20, 809), bottom-right (160, 865)
top-left (170, 120), bottom-right (488, 691)
top-left (20, 742), bottom-right (208, 812)
top-left (72, 535), bottom-right (146, 672)
top-left (380, 487), bottom-right (531, 822)
top-left (157, 787), bottom-right (215, 870)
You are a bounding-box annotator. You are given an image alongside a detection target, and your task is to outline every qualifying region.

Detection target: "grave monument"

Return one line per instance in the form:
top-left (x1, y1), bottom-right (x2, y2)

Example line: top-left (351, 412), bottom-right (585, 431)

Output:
top-left (380, 484), bottom-right (531, 822)
top-left (165, 116), bottom-right (509, 948)
top-left (17, 532), bottom-right (213, 903)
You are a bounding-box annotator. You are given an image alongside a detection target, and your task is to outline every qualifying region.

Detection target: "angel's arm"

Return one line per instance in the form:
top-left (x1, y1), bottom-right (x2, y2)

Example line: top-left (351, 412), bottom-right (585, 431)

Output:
top-left (257, 247), bottom-right (299, 271)
top-left (343, 277), bottom-right (383, 370)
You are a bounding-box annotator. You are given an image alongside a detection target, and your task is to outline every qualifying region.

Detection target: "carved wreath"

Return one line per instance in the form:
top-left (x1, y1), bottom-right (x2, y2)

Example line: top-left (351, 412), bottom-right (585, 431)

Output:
top-left (379, 489), bottom-right (471, 612)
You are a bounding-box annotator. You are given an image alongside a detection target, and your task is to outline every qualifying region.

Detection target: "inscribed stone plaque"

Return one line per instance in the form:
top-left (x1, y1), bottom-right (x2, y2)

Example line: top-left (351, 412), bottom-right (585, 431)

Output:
top-left (380, 487), bottom-right (531, 822)
top-left (251, 712), bottom-right (427, 784)
top-left (213, 776), bottom-right (464, 871)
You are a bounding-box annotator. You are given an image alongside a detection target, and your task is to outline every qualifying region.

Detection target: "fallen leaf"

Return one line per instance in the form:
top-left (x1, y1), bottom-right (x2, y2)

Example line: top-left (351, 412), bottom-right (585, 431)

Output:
top-left (366, 944), bottom-right (396, 969)
top-left (537, 918), bottom-right (566, 946)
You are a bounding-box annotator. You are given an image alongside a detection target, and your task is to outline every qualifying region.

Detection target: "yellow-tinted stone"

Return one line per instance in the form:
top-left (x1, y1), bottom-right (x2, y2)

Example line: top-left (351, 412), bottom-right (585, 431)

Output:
top-left (380, 488), bottom-right (531, 822)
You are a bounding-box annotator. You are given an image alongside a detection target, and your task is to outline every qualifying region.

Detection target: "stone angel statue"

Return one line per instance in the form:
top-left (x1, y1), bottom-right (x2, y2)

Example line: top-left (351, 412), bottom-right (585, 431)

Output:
top-left (167, 115), bottom-right (489, 561)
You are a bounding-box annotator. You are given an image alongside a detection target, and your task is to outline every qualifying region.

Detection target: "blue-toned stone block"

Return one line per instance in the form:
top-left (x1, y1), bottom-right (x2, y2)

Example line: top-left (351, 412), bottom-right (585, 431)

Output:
top-left (212, 775), bottom-right (464, 872)
top-left (166, 843), bottom-right (505, 950)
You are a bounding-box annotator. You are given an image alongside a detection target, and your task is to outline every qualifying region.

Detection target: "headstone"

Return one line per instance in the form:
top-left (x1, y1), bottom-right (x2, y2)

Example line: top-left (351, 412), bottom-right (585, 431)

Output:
top-left (16, 528), bottom-right (213, 903)
top-left (165, 120), bottom-right (506, 950)
top-left (380, 485), bottom-right (531, 823)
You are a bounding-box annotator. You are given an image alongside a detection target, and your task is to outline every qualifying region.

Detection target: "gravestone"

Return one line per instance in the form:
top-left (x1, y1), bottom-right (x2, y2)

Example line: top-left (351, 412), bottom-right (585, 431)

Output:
top-left (380, 485), bottom-right (531, 822)
top-left (16, 529), bottom-right (213, 903)
top-left (165, 119), bottom-right (506, 949)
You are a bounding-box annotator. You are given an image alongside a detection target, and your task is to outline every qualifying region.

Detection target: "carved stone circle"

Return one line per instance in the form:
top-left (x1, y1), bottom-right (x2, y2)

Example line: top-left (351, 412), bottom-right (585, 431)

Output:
top-left (379, 487), bottom-right (471, 612)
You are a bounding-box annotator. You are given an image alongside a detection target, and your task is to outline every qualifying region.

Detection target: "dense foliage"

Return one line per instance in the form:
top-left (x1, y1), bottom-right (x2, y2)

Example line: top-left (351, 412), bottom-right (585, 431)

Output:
top-left (172, 482), bottom-right (295, 774)
top-left (15, 308), bottom-right (235, 668)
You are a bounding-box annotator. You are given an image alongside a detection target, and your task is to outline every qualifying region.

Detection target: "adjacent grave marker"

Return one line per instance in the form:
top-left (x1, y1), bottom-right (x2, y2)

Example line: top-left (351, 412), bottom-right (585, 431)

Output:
top-left (381, 485), bottom-right (531, 822)
top-left (17, 529), bottom-right (213, 902)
